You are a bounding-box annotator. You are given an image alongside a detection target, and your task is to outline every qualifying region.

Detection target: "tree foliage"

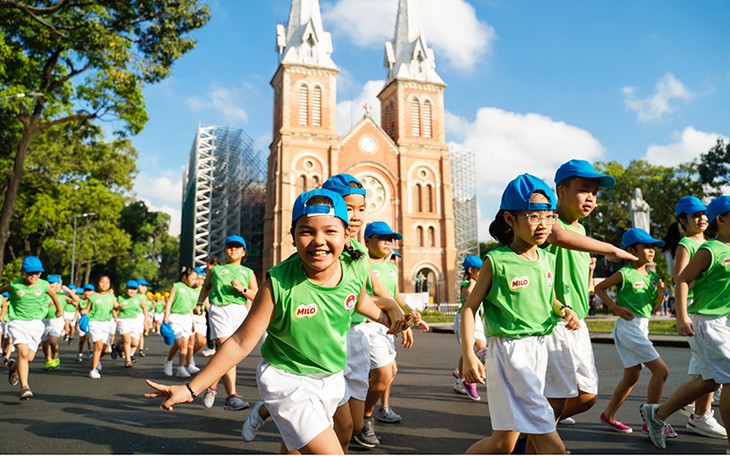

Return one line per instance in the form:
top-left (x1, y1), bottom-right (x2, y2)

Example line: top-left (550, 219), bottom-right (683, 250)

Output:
top-left (697, 138), bottom-right (730, 196)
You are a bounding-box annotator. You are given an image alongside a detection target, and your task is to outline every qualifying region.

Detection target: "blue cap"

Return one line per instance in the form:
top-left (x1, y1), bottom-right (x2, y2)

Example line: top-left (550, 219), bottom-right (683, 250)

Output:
top-left (622, 228), bottom-right (665, 249)
top-left (160, 322), bottom-right (175, 345)
top-left (554, 159), bottom-right (616, 189)
top-left (78, 314), bottom-right (90, 333)
top-left (224, 234), bottom-right (247, 249)
top-left (22, 256), bottom-right (44, 273)
top-left (126, 280), bottom-right (139, 289)
top-left (391, 249), bottom-right (402, 258)
top-left (1, 291), bottom-right (8, 298)
top-left (675, 196), bottom-right (706, 217)
top-left (706, 196), bottom-right (730, 223)
top-left (136, 278), bottom-right (150, 286)
top-left (321, 174), bottom-right (367, 198)
top-left (462, 255), bottom-right (483, 270)
top-left (194, 266), bottom-right (206, 275)
top-left (500, 174), bottom-right (556, 211)
top-left (68, 284), bottom-right (77, 292)
top-left (364, 221), bottom-right (403, 240)
top-left (292, 188), bottom-right (349, 227)
top-left (47, 275), bottom-right (61, 284)
top-left (84, 283), bottom-right (95, 292)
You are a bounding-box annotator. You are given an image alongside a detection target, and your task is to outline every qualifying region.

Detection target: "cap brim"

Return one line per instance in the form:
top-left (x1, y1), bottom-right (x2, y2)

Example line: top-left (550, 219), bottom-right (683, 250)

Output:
top-left (574, 172), bottom-right (615, 189)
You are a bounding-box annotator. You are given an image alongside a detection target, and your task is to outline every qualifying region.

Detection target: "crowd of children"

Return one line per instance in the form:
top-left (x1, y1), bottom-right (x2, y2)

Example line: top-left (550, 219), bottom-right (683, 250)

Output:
top-left (1, 159), bottom-right (728, 454)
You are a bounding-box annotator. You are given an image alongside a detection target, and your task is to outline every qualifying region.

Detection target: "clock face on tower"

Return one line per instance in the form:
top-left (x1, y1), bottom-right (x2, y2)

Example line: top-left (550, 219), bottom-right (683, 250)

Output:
top-left (359, 135), bottom-right (377, 154)
top-left (359, 175), bottom-right (387, 213)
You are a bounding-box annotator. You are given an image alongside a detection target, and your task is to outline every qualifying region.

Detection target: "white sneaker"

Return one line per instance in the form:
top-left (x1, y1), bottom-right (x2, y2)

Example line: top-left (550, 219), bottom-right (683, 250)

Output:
top-left (241, 401), bottom-right (266, 441)
top-left (163, 359), bottom-right (173, 376)
top-left (89, 369), bottom-right (101, 379)
top-left (559, 417), bottom-right (576, 425)
top-left (687, 410), bottom-right (727, 439)
top-left (176, 366), bottom-right (191, 378)
top-left (453, 379), bottom-right (468, 395)
top-left (186, 364), bottom-right (201, 374)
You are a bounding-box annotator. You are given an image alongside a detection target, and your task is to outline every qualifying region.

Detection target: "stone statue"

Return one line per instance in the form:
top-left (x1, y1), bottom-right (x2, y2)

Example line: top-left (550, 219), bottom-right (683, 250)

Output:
top-left (630, 187), bottom-right (651, 233)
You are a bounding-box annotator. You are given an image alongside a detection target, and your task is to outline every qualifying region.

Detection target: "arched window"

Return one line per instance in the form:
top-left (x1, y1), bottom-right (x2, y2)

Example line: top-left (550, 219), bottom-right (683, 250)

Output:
top-left (416, 226), bottom-right (424, 247)
top-left (297, 174), bottom-right (307, 193)
top-left (298, 85), bottom-right (309, 126)
top-left (415, 183), bottom-right (422, 212)
top-left (428, 226), bottom-right (436, 247)
top-left (411, 98), bottom-right (421, 137)
top-left (423, 99), bottom-right (432, 138)
top-left (311, 86), bottom-right (322, 127)
top-left (311, 175), bottom-right (320, 189)
top-left (425, 184), bottom-right (433, 212)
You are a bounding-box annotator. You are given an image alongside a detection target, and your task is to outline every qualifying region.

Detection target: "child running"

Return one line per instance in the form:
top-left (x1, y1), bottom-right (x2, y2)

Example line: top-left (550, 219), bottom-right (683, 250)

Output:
top-left (453, 254), bottom-right (486, 401)
top-left (461, 174), bottom-right (578, 454)
top-left (146, 188), bottom-right (407, 454)
top-left (116, 280), bottom-right (148, 368)
top-left (0, 256), bottom-right (62, 399)
top-left (62, 284), bottom-right (79, 344)
top-left (41, 275), bottom-right (67, 370)
top-left (81, 276), bottom-right (120, 379)
top-left (641, 195), bottom-right (730, 452)
top-left (163, 268), bottom-right (199, 378)
top-left (595, 228), bottom-right (669, 434)
top-left (661, 196), bottom-right (726, 439)
top-left (76, 283), bottom-right (94, 362)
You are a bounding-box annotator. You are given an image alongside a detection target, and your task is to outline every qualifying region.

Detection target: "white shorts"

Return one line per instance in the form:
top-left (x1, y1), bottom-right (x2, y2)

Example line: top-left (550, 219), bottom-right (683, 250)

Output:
top-left (257, 359), bottom-right (345, 451)
top-left (117, 315), bottom-right (144, 339)
top-left (688, 314), bottom-right (730, 384)
top-left (339, 323), bottom-right (371, 406)
top-left (454, 311), bottom-right (487, 345)
top-left (613, 317), bottom-right (660, 368)
top-left (168, 313), bottom-right (193, 340)
top-left (544, 320), bottom-right (599, 397)
top-left (88, 320), bottom-right (115, 345)
top-left (6, 319), bottom-right (45, 350)
top-left (209, 304), bottom-right (248, 340)
top-left (154, 312), bottom-right (164, 322)
top-left (192, 313), bottom-right (207, 336)
top-left (485, 335), bottom-right (556, 434)
top-left (360, 321), bottom-right (396, 369)
top-left (42, 317), bottom-right (65, 341)
top-left (63, 311), bottom-right (77, 323)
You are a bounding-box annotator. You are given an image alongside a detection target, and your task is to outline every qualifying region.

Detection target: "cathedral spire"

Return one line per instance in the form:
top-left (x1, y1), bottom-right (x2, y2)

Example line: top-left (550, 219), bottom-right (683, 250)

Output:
top-left (384, 0), bottom-right (443, 84)
top-left (276, 0), bottom-right (337, 69)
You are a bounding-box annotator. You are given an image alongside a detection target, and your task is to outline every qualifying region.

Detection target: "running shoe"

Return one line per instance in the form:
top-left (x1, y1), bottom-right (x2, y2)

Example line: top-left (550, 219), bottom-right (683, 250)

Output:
top-left (44, 360), bottom-right (54, 370)
top-left (76, 353), bottom-right (84, 363)
top-left (452, 368), bottom-right (459, 379)
top-left (139, 351), bottom-right (146, 357)
top-left (63, 334), bottom-right (69, 342)
top-left (224, 393), bottom-right (249, 411)
top-left (686, 410), bottom-right (727, 438)
top-left (130, 355), bottom-right (137, 364)
top-left (163, 359), bottom-right (173, 376)
top-left (110, 344), bottom-right (118, 360)
top-left (241, 401), bottom-right (266, 441)
top-left (186, 364), bottom-right (201, 375)
top-left (642, 423), bottom-right (678, 438)
top-left (203, 388), bottom-right (217, 408)
top-left (475, 347), bottom-right (488, 363)
top-left (89, 369), bottom-right (101, 379)
top-left (559, 417), bottom-right (576, 425)
top-left (201, 348), bottom-right (216, 357)
top-left (352, 417), bottom-right (380, 448)
top-left (67, 337), bottom-right (73, 345)
top-left (453, 379), bottom-right (468, 396)
top-left (19, 386), bottom-right (33, 400)
top-left (176, 366), bottom-right (191, 378)
top-left (462, 380), bottom-right (481, 401)
top-left (51, 357), bottom-right (60, 369)
top-left (376, 405), bottom-right (402, 423)
top-left (7, 358), bottom-right (19, 386)
top-left (640, 403), bottom-right (666, 449)
top-left (599, 412), bottom-right (632, 433)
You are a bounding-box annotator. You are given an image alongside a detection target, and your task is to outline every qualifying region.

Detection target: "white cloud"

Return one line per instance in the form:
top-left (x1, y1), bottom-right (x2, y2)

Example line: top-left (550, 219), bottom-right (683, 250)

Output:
top-left (323, 0), bottom-right (495, 71)
top-left (335, 80), bottom-right (384, 135)
top-left (446, 107), bottom-right (605, 241)
top-left (643, 126), bottom-right (728, 167)
top-left (185, 84), bottom-right (249, 125)
top-left (133, 172), bottom-right (183, 236)
top-left (623, 73), bottom-right (692, 122)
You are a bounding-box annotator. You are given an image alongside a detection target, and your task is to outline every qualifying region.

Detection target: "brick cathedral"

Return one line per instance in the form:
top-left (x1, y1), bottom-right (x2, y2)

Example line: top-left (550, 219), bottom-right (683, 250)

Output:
top-left (262, 0), bottom-right (457, 303)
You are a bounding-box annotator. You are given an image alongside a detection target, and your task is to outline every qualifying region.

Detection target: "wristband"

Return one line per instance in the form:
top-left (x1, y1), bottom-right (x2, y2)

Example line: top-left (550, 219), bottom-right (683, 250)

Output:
top-left (185, 382), bottom-right (197, 400)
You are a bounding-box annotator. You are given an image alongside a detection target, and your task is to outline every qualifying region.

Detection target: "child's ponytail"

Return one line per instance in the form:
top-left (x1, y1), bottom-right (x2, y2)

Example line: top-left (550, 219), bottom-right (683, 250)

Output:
top-left (489, 210), bottom-right (513, 245)
top-left (344, 244), bottom-right (364, 261)
top-left (661, 221), bottom-right (682, 258)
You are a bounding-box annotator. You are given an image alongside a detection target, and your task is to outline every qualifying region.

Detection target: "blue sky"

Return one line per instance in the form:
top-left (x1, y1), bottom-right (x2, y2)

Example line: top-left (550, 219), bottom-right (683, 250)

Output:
top-left (130, 0), bottom-right (730, 239)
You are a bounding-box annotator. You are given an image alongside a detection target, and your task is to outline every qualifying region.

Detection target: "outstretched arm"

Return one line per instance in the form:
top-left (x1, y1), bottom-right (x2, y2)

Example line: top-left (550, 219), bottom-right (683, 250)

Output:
top-left (548, 223), bottom-right (637, 261)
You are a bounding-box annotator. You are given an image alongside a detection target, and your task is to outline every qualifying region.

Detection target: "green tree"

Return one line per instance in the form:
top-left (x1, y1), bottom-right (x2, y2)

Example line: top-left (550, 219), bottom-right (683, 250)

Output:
top-left (697, 138), bottom-right (730, 196)
top-left (0, 0), bottom-right (210, 275)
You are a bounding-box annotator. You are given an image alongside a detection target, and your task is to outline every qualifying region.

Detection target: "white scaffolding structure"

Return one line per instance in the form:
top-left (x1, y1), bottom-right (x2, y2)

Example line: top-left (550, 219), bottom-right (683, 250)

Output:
top-left (449, 147), bottom-right (479, 274)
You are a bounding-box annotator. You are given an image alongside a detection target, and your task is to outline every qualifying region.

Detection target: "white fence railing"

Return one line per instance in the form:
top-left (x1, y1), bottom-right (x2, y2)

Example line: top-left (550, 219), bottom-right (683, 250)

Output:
top-left (423, 302), bottom-right (460, 315)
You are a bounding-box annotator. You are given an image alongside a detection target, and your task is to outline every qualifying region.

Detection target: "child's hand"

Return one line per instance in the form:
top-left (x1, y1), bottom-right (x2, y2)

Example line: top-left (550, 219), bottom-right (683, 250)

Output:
top-left (656, 279), bottom-right (666, 295)
top-left (562, 307), bottom-right (580, 330)
top-left (463, 352), bottom-right (486, 385)
top-left (613, 306), bottom-right (635, 321)
top-left (410, 311), bottom-right (430, 332)
top-left (676, 317), bottom-right (695, 337)
top-left (399, 327), bottom-right (414, 349)
top-left (230, 279), bottom-right (244, 293)
top-left (144, 379), bottom-right (194, 411)
top-left (384, 305), bottom-right (409, 335)
top-left (606, 247), bottom-right (638, 262)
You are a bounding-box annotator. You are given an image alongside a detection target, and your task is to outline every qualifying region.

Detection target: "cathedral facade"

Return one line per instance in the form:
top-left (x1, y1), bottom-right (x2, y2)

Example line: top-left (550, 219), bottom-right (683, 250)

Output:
top-left (262, 0), bottom-right (457, 303)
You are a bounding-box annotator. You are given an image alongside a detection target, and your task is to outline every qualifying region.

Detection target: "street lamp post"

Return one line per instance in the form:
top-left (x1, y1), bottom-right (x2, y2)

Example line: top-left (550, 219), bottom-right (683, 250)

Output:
top-left (71, 212), bottom-right (95, 285)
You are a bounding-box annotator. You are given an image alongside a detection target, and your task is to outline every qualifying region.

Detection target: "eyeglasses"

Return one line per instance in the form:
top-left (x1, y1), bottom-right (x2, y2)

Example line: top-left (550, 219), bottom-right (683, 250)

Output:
top-left (516, 212), bottom-right (557, 226)
top-left (373, 236), bottom-right (395, 243)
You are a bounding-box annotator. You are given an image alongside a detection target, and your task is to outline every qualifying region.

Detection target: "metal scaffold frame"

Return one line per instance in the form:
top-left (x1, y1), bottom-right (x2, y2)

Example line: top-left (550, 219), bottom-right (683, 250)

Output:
top-left (449, 147), bottom-right (479, 274)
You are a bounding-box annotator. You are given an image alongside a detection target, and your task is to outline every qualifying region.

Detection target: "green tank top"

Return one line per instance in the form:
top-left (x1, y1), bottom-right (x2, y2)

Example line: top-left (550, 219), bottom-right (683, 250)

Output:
top-left (616, 266), bottom-right (660, 318)
top-left (88, 292), bottom-right (116, 322)
top-left (547, 219), bottom-right (591, 320)
top-left (677, 237), bottom-right (702, 301)
top-left (63, 293), bottom-right (77, 313)
top-left (154, 299), bottom-right (165, 313)
top-left (690, 239), bottom-right (730, 316)
top-left (9, 278), bottom-right (50, 321)
top-left (45, 293), bottom-right (58, 319)
top-left (117, 294), bottom-right (143, 319)
top-left (78, 296), bottom-right (90, 311)
top-left (261, 251), bottom-right (370, 375)
top-left (483, 246), bottom-right (557, 338)
top-left (349, 240), bottom-right (372, 324)
top-left (169, 282), bottom-right (196, 314)
top-left (208, 264), bottom-right (254, 306)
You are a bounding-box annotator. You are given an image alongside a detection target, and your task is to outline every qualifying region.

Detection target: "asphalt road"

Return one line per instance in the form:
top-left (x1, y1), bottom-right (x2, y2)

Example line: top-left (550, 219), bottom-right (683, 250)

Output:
top-left (0, 330), bottom-right (726, 454)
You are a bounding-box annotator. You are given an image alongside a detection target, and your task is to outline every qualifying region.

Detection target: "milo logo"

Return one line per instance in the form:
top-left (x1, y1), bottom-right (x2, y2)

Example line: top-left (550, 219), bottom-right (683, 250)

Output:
top-left (510, 276), bottom-right (530, 290)
top-left (35, 289), bottom-right (43, 297)
top-left (295, 304), bottom-right (318, 318)
top-left (17, 290), bottom-right (25, 297)
top-left (723, 257), bottom-right (730, 267)
top-left (546, 272), bottom-right (553, 287)
top-left (633, 281), bottom-right (644, 289)
top-left (344, 293), bottom-right (357, 312)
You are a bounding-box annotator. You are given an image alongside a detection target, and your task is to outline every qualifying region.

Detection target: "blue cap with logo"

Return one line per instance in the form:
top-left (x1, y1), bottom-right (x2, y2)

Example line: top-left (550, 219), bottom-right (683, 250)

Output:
top-left (84, 283), bottom-right (95, 292)
top-left (126, 280), bottom-right (139, 289)
top-left (321, 174), bottom-right (367, 197)
top-left (159, 322), bottom-right (175, 345)
top-left (500, 174), bottom-right (556, 211)
top-left (292, 188), bottom-right (349, 227)
top-left (22, 256), bottom-right (44, 274)
top-left (136, 278), bottom-right (150, 286)
top-left (194, 266), bottom-right (206, 276)
top-left (622, 228), bottom-right (665, 249)
top-left (554, 159), bottom-right (616, 189)
top-left (47, 275), bottom-right (61, 284)
top-left (706, 195), bottom-right (730, 223)
top-left (364, 221), bottom-right (403, 240)
top-left (462, 255), bottom-right (483, 270)
top-left (674, 196), bottom-right (706, 217)
top-left (224, 234), bottom-right (247, 249)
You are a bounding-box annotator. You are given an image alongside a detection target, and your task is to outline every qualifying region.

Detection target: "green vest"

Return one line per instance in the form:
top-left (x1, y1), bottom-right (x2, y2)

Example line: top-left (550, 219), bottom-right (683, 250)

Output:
top-left (690, 239), bottom-right (730, 316)
top-left (117, 294), bottom-right (143, 319)
top-left (261, 252), bottom-right (370, 375)
top-left (63, 293), bottom-right (77, 313)
top-left (616, 266), bottom-right (659, 318)
top-left (9, 278), bottom-right (50, 321)
top-left (88, 293), bottom-right (115, 322)
top-left (169, 282), bottom-right (196, 314)
top-left (208, 264), bottom-right (254, 306)
top-left (677, 237), bottom-right (702, 301)
top-left (154, 299), bottom-right (165, 313)
top-left (45, 293), bottom-right (58, 319)
top-left (547, 219), bottom-right (590, 319)
top-left (483, 246), bottom-right (557, 338)
top-left (366, 260), bottom-right (398, 297)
